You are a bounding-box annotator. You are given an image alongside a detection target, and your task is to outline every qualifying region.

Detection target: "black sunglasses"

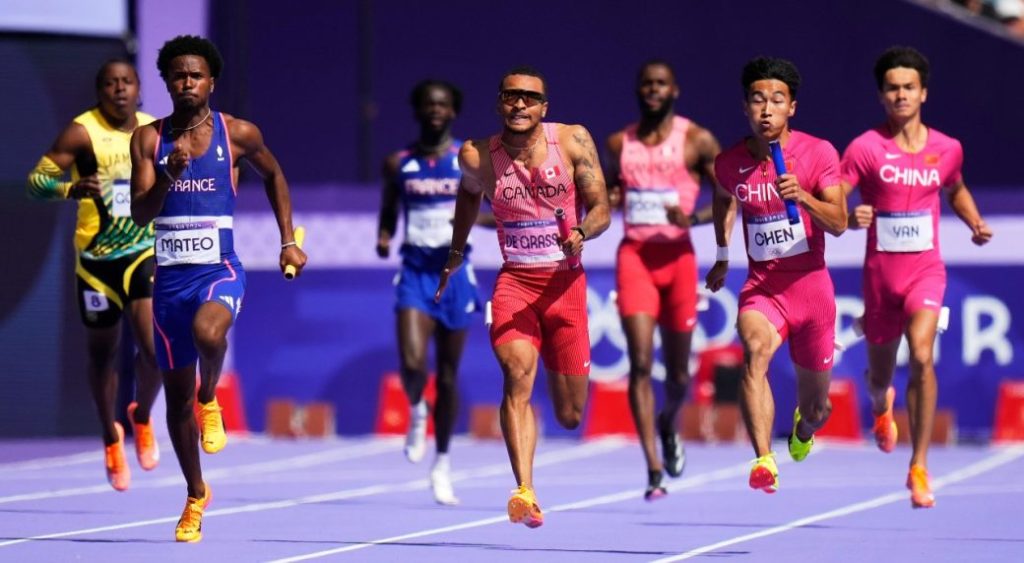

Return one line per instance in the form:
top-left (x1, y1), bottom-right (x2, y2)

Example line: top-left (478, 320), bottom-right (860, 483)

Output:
top-left (499, 89), bottom-right (546, 107)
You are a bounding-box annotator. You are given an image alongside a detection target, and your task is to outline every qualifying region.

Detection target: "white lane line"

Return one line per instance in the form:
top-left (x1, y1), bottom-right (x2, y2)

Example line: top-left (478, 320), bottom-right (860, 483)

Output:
top-left (0, 451), bottom-right (102, 473)
top-left (650, 445), bottom-right (1024, 562)
top-left (0, 438), bottom-right (625, 548)
top-left (0, 438), bottom-right (400, 505)
top-left (267, 446), bottom-right (809, 562)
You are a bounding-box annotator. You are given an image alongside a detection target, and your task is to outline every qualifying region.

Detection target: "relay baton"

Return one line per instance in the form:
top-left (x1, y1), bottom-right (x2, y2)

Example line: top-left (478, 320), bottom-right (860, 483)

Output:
top-left (283, 226), bottom-right (305, 280)
top-left (554, 207), bottom-right (581, 269)
top-left (768, 140), bottom-right (801, 225)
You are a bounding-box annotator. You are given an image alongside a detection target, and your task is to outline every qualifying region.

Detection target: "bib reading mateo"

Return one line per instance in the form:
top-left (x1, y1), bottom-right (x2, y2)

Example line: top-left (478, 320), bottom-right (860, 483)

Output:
top-left (152, 112), bottom-right (238, 266)
top-left (489, 123), bottom-right (581, 271)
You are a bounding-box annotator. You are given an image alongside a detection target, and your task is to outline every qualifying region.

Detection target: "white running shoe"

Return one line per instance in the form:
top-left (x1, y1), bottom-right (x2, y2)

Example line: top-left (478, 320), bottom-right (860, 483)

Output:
top-left (404, 401), bottom-right (427, 463)
top-left (430, 455), bottom-right (459, 506)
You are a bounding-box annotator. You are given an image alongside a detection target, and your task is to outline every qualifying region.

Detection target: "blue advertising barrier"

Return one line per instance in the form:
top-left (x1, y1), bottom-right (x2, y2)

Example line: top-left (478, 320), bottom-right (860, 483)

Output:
top-left (234, 264), bottom-right (1021, 441)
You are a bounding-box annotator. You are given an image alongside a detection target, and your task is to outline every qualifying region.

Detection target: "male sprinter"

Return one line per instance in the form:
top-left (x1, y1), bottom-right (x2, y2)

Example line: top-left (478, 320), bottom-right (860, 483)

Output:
top-left (378, 79), bottom-right (480, 505)
top-left (436, 66), bottom-right (610, 527)
top-left (130, 35), bottom-right (306, 542)
top-left (841, 46), bottom-right (992, 508)
top-left (706, 57), bottom-right (848, 493)
top-left (28, 60), bottom-right (162, 491)
top-left (606, 59), bottom-right (723, 500)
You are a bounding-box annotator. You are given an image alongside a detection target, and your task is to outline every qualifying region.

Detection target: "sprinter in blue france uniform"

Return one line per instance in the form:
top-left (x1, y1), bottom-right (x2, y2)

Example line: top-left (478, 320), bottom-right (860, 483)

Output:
top-left (377, 79), bottom-right (481, 505)
top-left (130, 35), bottom-right (305, 543)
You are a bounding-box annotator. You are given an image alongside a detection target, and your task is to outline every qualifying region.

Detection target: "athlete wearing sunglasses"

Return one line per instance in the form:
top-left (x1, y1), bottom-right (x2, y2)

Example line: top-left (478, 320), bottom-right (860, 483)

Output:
top-left (436, 66), bottom-right (610, 529)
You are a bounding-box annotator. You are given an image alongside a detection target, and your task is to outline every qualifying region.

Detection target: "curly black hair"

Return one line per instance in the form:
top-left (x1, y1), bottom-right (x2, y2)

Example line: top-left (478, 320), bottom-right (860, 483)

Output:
top-left (410, 79), bottom-right (463, 114)
top-left (741, 56), bottom-right (802, 100)
top-left (874, 46), bottom-right (929, 91)
top-left (156, 35), bottom-right (224, 80)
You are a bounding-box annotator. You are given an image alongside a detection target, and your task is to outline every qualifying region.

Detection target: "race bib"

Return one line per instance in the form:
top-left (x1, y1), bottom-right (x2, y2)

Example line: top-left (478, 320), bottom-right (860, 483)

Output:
top-left (502, 219), bottom-right (565, 264)
top-left (625, 188), bottom-right (679, 225)
top-left (876, 210), bottom-right (933, 252)
top-left (746, 213), bottom-right (809, 262)
top-left (111, 180), bottom-right (132, 218)
top-left (155, 221), bottom-right (221, 266)
top-left (406, 204), bottom-right (454, 248)
top-left (83, 290), bottom-right (109, 312)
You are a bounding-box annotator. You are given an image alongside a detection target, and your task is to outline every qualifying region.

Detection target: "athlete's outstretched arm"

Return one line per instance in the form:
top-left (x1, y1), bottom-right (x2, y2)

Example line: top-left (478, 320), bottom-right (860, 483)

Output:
top-left (945, 179), bottom-right (992, 245)
top-left (705, 182), bottom-right (736, 292)
top-left (377, 154), bottom-right (402, 258)
top-left (435, 140), bottom-right (484, 301)
top-left (230, 117), bottom-right (306, 275)
top-left (129, 125), bottom-right (176, 226)
top-left (564, 124), bottom-right (611, 248)
top-left (28, 122), bottom-right (99, 201)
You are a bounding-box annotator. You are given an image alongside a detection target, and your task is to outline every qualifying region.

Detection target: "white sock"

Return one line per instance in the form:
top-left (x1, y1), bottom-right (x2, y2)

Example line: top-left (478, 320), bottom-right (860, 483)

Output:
top-left (411, 400), bottom-right (428, 419)
top-left (433, 453), bottom-right (451, 474)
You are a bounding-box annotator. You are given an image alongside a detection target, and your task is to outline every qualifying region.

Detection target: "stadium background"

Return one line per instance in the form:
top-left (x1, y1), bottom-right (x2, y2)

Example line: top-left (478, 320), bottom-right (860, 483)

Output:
top-left (1, 0), bottom-right (1020, 440)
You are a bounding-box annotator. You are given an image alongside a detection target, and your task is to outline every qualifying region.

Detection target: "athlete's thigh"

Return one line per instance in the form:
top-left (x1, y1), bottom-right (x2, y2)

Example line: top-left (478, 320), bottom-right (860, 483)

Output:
top-left (540, 270), bottom-right (590, 376)
top-left (616, 241), bottom-right (659, 320)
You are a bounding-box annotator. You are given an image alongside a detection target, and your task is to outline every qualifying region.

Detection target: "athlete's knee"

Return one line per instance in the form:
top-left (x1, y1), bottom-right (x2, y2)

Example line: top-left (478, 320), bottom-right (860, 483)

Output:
top-left (399, 349), bottom-right (427, 376)
top-left (555, 405), bottom-right (582, 430)
top-left (192, 322), bottom-right (227, 356)
top-left (628, 350), bottom-right (654, 380)
top-left (742, 335), bottom-right (774, 367)
top-left (907, 342), bottom-right (935, 373)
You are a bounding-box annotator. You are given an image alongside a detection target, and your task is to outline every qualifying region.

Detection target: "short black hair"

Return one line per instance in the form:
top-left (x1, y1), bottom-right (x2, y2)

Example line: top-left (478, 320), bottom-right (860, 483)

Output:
top-left (636, 59), bottom-right (676, 85)
top-left (95, 58), bottom-right (137, 90)
top-left (410, 79), bottom-right (463, 114)
top-left (499, 65), bottom-right (548, 96)
top-left (741, 56), bottom-right (801, 100)
top-left (874, 46), bottom-right (930, 90)
top-left (156, 35), bottom-right (224, 80)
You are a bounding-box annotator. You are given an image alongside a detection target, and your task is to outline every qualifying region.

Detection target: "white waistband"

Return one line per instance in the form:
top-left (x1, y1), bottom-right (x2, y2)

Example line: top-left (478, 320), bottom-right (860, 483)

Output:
top-left (506, 251), bottom-right (566, 264)
top-left (154, 215), bottom-right (234, 229)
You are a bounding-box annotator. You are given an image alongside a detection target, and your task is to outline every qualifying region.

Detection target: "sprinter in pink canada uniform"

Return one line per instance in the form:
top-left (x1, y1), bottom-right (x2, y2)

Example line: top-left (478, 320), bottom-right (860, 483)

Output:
top-left (435, 66), bottom-right (610, 528)
top-left (706, 57), bottom-right (848, 494)
top-left (841, 46), bottom-right (992, 509)
top-left (606, 60), bottom-right (723, 500)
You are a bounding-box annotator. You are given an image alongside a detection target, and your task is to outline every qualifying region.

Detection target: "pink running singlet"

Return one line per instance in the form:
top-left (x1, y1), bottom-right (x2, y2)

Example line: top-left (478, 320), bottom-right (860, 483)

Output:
top-left (714, 131), bottom-right (841, 371)
top-left (842, 126), bottom-right (963, 344)
top-left (615, 116), bottom-right (700, 331)
top-left (487, 123), bottom-right (590, 375)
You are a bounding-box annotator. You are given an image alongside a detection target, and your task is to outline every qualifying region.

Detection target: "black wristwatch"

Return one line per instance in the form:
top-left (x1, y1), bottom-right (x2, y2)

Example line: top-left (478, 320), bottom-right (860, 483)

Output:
top-left (570, 226), bottom-right (587, 240)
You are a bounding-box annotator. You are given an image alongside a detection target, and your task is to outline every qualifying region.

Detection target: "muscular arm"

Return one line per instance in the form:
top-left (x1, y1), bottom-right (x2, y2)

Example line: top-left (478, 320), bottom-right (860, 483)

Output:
top-left (28, 122), bottom-right (96, 201)
top-left (711, 183), bottom-right (737, 248)
top-left (565, 125), bottom-right (610, 241)
top-left (945, 179), bottom-right (992, 245)
top-left (377, 154), bottom-right (401, 258)
top-left (689, 125), bottom-right (723, 226)
top-left (449, 141), bottom-right (486, 254)
top-left (230, 118), bottom-right (295, 243)
top-left (800, 183), bottom-right (848, 236)
top-left (130, 124), bottom-right (174, 226)
top-left (230, 116), bottom-right (306, 273)
top-left (841, 180), bottom-right (872, 230)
